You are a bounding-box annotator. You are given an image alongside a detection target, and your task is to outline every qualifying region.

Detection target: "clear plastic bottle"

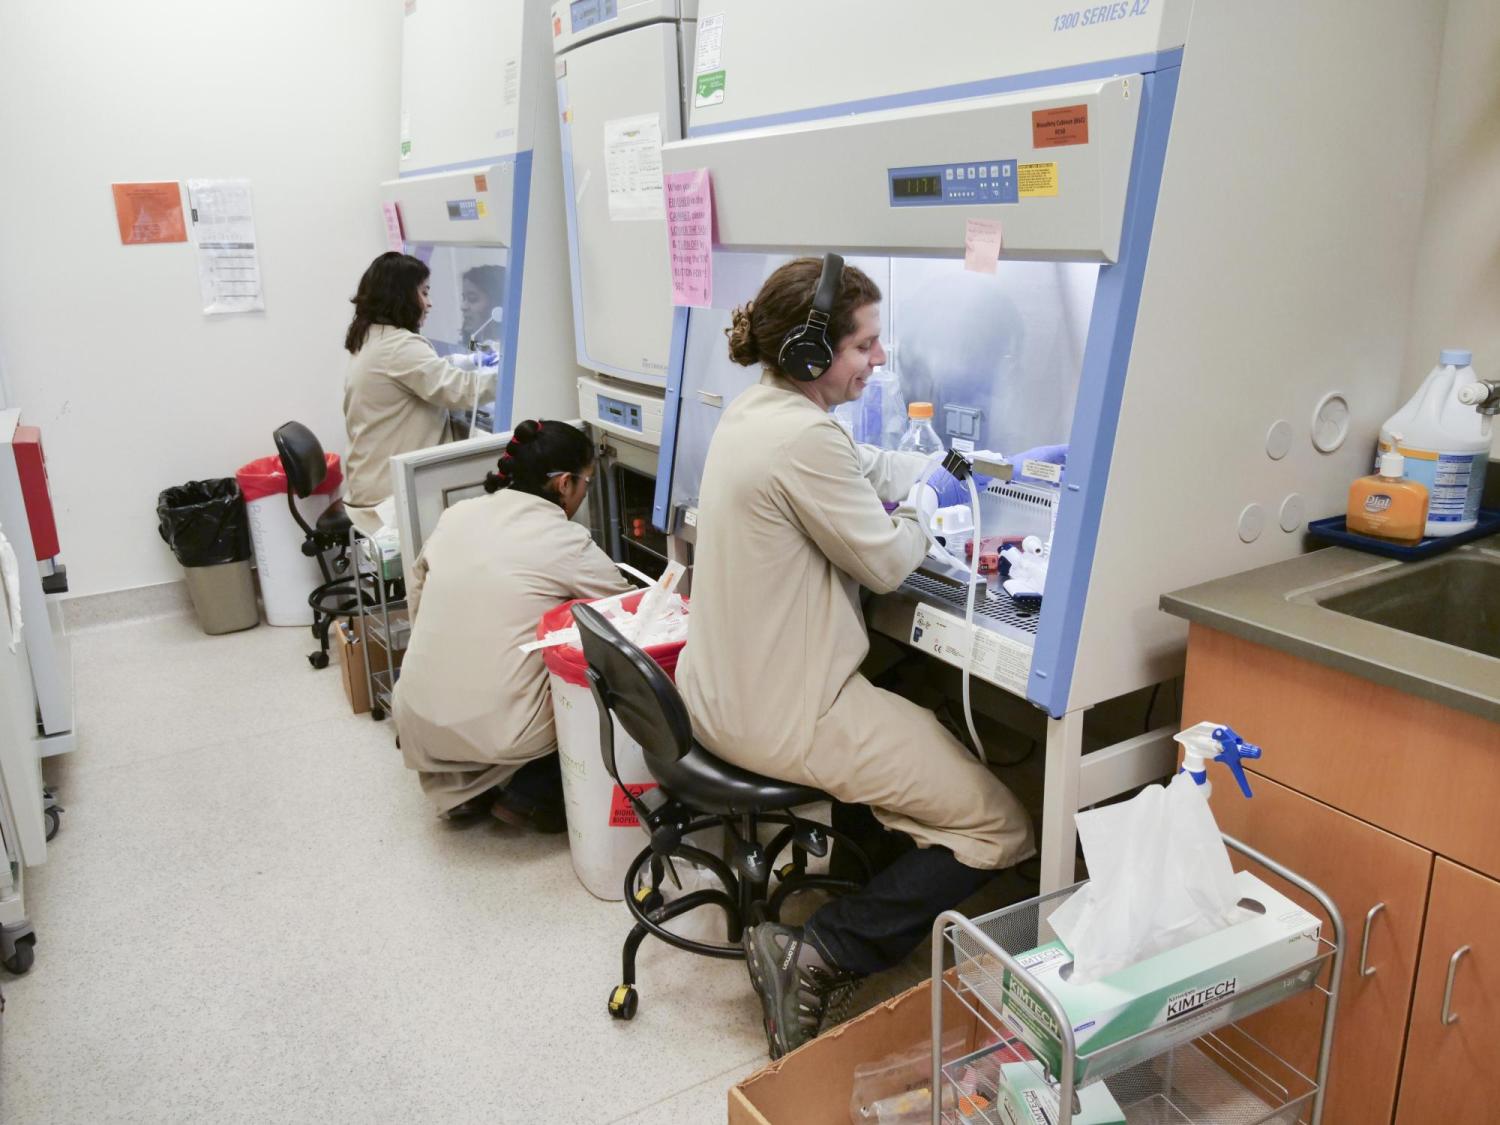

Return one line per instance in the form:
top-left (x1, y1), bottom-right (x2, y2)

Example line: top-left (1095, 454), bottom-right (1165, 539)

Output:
top-left (862, 342), bottom-right (905, 449)
top-left (897, 401), bottom-right (943, 455)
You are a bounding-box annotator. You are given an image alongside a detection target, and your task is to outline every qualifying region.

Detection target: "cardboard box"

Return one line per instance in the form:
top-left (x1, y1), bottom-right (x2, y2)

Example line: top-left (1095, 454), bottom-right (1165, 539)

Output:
top-left (334, 620), bottom-right (370, 714)
top-left (991, 870), bottom-right (1322, 1085)
top-left (729, 974), bottom-right (991, 1125)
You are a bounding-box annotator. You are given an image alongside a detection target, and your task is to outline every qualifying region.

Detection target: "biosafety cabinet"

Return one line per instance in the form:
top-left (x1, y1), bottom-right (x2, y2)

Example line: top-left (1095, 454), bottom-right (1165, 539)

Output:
top-left (658, 0), bottom-right (1450, 889)
top-left (553, 1), bottom-right (699, 578)
top-left (383, 0), bottom-right (586, 431)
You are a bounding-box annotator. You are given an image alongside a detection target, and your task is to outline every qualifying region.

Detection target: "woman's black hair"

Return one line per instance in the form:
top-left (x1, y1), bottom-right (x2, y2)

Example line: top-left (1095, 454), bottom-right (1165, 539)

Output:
top-left (484, 419), bottom-right (595, 504)
top-left (344, 252), bottom-right (430, 354)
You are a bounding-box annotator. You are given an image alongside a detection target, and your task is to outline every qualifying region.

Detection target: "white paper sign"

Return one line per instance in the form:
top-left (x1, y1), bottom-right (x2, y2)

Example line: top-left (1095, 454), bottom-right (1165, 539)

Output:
top-left (604, 113), bottom-right (665, 221)
top-left (695, 14), bottom-right (723, 73)
top-left (187, 178), bottom-right (265, 315)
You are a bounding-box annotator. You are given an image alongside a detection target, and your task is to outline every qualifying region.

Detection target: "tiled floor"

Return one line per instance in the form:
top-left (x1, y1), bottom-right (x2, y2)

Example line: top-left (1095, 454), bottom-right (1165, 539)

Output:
top-left (0, 610), bottom-right (775, 1123)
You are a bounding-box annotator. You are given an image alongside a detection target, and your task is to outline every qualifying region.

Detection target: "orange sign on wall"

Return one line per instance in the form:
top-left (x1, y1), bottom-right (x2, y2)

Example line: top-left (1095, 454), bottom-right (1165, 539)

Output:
top-left (112, 182), bottom-right (187, 244)
top-left (1032, 104), bottom-right (1090, 149)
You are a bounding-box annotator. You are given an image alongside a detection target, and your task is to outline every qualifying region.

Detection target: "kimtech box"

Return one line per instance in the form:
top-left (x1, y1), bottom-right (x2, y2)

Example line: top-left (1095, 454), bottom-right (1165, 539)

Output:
top-left (988, 870), bottom-right (1322, 1085)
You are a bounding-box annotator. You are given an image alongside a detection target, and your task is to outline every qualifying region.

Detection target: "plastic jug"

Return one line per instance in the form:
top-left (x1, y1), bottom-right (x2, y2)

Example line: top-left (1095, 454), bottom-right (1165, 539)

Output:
top-left (897, 402), bottom-right (943, 456)
top-left (1379, 349), bottom-right (1494, 536)
top-left (860, 342), bottom-right (906, 450)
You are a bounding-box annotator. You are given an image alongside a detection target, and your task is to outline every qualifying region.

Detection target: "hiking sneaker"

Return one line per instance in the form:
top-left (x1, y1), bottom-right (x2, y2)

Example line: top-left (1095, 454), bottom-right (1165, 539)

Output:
top-left (742, 923), bottom-right (860, 1059)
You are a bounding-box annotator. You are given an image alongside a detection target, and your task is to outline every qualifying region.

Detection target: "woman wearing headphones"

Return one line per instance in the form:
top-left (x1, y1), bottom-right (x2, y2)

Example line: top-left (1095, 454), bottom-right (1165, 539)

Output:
top-left (676, 256), bottom-right (1034, 1057)
top-left (392, 419), bottom-right (630, 829)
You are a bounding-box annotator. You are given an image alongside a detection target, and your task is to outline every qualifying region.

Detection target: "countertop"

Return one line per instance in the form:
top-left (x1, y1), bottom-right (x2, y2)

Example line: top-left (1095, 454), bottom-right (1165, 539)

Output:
top-left (1160, 538), bottom-right (1500, 725)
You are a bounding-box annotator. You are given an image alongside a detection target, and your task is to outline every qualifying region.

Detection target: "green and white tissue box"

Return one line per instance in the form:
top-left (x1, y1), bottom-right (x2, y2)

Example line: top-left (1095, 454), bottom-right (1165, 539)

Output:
top-left (995, 870), bottom-right (1321, 1085)
top-left (997, 1062), bottom-right (1124, 1125)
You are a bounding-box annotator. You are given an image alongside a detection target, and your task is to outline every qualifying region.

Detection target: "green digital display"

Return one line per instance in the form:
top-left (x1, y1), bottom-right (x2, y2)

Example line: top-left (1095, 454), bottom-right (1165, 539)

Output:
top-left (892, 174), bottom-right (942, 199)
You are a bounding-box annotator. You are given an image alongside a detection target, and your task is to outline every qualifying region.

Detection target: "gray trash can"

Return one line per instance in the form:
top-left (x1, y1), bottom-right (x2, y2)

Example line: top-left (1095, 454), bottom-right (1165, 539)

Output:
top-left (157, 478), bottom-right (259, 635)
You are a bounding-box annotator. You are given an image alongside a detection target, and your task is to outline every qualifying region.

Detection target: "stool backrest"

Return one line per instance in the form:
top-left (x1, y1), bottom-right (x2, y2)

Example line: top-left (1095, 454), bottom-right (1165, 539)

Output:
top-left (272, 421), bottom-right (327, 500)
top-left (571, 602), bottom-right (692, 784)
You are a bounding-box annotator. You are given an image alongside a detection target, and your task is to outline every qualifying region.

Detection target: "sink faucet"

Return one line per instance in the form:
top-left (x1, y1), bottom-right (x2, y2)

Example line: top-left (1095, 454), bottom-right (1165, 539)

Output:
top-left (1457, 379), bottom-right (1500, 416)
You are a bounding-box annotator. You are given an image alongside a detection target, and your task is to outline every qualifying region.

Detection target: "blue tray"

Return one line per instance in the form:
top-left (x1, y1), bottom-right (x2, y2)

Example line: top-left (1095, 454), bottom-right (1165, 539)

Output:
top-left (1307, 508), bottom-right (1500, 560)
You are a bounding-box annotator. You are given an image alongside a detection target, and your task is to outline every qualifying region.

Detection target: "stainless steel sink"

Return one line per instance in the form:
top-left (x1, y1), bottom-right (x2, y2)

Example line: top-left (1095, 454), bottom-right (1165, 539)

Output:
top-left (1308, 544), bottom-right (1500, 659)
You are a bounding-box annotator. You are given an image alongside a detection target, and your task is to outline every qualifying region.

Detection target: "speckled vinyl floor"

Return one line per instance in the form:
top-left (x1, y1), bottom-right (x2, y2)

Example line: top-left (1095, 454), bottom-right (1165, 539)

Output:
top-left (0, 607), bottom-right (774, 1123)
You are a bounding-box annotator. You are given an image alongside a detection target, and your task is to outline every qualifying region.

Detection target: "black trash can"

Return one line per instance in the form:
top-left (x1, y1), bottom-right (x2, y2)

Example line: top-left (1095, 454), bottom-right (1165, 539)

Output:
top-left (157, 478), bottom-right (259, 634)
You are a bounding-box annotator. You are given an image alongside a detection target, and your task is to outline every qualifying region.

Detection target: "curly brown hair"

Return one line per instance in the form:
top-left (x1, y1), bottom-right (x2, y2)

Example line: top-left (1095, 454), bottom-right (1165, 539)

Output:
top-left (726, 257), bottom-right (882, 371)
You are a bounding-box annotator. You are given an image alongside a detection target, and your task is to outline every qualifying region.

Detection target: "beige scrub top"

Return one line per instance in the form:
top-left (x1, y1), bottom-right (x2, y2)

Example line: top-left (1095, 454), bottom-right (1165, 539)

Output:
top-left (391, 488), bottom-right (630, 812)
top-left (342, 324), bottom-right (496, 535)
top-left (676, 373), bottom-right (1034, 871)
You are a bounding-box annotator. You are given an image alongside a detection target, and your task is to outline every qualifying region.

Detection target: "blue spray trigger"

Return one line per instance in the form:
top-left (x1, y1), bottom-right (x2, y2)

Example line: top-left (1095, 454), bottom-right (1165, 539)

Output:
top-left (1211, 725), bottom-right (1261, 799)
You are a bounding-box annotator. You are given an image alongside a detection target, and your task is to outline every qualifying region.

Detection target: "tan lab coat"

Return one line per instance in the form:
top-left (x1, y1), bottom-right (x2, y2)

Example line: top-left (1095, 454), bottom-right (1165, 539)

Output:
top-left (343, 325), bottom-right (496, 535)
top-left (392, 488), bottom-right (630, 812)
top-left (676, 374), bottom-right (1034, 870)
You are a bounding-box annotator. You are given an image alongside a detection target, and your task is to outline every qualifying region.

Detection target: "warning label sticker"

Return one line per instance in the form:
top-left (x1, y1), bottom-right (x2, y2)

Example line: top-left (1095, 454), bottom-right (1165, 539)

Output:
top-left (1018, 163), bottom-right (1059, 198)
top-left (609, 783), bottom-right (658, 827)
top-left (1032, 104), bottom-right (1089, 148)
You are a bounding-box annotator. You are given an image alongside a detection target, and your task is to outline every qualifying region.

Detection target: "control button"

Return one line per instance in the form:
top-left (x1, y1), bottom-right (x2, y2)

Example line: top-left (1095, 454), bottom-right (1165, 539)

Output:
top-left (979, 166), bottom-right (988, 179)
top-left (990, 165), bottom-right (1001, 177)
top-left (945, 168), bottom-right (954, 181)
top-left (966, 167), bottom-right (976, 179)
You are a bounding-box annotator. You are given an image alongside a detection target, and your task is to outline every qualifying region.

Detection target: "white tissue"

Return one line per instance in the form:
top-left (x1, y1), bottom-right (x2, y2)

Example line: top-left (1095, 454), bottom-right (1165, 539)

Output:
top-left (1046, 772), bottom-right (1242, 984)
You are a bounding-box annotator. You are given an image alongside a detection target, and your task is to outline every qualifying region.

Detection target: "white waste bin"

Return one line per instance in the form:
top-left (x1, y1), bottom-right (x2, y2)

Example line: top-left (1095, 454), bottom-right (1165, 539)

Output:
top-left (539, 594), bottom-right (688, 901)
top-left (235, 453), bottom-right (342, 626)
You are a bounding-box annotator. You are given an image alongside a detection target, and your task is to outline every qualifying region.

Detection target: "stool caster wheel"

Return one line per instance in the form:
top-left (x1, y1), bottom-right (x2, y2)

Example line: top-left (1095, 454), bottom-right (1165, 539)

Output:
top-left (371, 706), bottom-right (386, 722)
top-left (607, 984), bottom-right (638, 1021)
top-left (2, 929), bottom-right (35, 975)
top-left (776, 862), bottom-right (802, 882)
top-left (44, 807), bottom-right (60, 841)
top-left (633, 886), bottom-right (664, 915)
top-left (308, 651), bottom-right (329, 670)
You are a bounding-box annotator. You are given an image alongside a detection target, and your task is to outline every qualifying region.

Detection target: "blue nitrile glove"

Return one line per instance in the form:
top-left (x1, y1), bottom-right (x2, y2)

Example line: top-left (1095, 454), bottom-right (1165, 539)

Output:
top-left (477, 349), bottom-right (501, 368)
top-left (925, 461), bottom-right (992, 508)
top-left (1011, 443), bottom-right (1068, 484)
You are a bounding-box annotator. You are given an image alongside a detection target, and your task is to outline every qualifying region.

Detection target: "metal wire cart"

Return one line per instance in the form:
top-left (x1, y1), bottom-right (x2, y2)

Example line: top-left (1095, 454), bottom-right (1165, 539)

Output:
top-left (930, 835), bottom-right (1344, 1125)
top-left (350, 529), bottom-right (407, 722)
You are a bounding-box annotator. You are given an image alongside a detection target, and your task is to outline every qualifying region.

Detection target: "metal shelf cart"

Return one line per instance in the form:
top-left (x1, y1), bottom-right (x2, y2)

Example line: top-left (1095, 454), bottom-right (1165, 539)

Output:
top-left (931, 834), bottom-right (1344, 1125)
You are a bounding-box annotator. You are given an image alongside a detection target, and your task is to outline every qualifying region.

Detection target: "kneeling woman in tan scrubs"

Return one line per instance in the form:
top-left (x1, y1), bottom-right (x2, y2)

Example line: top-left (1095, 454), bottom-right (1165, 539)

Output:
top-left (392, 420), bottom-right (630, 829)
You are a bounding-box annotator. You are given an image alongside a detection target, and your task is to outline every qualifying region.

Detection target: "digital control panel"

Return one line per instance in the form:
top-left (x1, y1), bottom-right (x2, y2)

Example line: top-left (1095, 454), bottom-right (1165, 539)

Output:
top-left (570, 0), bottom-right (617, 33)
top-left (888, 159), bottom-right (1018, 207)
top-left (597, 393), bottom-right (643, 433)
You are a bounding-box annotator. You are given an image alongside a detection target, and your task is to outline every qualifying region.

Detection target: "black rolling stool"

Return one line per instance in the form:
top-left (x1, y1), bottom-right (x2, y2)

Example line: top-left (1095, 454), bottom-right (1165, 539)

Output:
top-left (571, 602), bottom-right (873, 1021)
top-left (271, 421), bottom-right (363, 669)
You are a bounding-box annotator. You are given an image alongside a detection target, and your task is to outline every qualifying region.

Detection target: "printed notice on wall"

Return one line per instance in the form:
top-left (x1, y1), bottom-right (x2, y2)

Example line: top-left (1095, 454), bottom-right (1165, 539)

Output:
top-left (694, 13), bottom-right (723, 73)
top-left (382, 202), bottom-right (405, 252)
top-left (187, 178), bottom-right (265, 315)
top-left (604, 114), bottom-right (665, 221)
top-left (664, 168), bottom-right (713, 307)
top-left (503, 58), bottom-right (519, 107)
top-left (964, 218), bottom-right (1003, 274)
top-left (112, 182), bottom-right (187, 244)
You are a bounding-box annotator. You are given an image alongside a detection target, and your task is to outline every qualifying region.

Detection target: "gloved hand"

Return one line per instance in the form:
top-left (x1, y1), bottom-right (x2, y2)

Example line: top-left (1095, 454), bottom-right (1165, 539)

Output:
top-left (476, 349), bottom-right (501, 368)
top-left (1011, 443), bottom-right (1068, 484)
top-left (449, 350), bottom-right (501, 372)
top-left (925, 460), bottom-right (992, 508)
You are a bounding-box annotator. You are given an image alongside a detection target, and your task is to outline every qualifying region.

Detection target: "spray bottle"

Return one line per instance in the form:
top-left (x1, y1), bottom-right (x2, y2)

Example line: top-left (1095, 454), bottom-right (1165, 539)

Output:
top-left (1173, 722), bottom-right (1262, 798)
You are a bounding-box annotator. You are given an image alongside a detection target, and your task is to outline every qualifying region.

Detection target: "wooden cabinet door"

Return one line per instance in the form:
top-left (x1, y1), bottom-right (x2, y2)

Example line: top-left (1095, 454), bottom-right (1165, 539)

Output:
top-left (1210, 773), bottom-right (1433, 1125)
top-left (1396, 860), bottom-right (1500, 1124)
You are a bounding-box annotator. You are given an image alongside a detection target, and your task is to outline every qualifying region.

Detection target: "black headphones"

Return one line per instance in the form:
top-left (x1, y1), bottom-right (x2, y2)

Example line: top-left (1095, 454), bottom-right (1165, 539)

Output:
top-left (777, 253), bottom-right (844, 382)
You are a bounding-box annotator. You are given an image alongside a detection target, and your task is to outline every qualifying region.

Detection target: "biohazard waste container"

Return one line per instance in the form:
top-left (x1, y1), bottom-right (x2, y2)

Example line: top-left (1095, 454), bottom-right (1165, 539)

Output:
top-left (156, 478), bottom-right (258, 635)
top-left (538, 593), bottom-right (686, 901)
top-left (235, 453), bottom-right (341, 627)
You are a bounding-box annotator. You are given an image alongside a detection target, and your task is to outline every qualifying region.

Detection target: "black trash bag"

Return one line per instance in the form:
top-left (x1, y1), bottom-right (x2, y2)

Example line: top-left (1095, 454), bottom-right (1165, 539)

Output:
top-left (157, 478), bottom-right (251, 567)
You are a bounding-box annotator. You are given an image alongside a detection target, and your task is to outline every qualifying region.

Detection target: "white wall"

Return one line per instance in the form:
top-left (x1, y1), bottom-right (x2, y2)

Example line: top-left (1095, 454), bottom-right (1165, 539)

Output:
top-left (0, 0), bottom-right (403, 596)
top-left (1404, 0), bottom-right (1500, 424)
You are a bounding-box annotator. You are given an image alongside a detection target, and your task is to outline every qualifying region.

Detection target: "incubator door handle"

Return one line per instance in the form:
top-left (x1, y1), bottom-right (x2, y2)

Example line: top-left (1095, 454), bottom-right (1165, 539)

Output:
top-left (1358, 902), bottom-right (1385, 978)
top-left (1441, 945), bottom-right (1471, 1026)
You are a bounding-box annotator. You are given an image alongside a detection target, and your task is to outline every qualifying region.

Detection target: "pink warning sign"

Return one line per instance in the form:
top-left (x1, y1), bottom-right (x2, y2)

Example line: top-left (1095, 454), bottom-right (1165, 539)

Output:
top-left (664, 168), bottom-right (713, 308)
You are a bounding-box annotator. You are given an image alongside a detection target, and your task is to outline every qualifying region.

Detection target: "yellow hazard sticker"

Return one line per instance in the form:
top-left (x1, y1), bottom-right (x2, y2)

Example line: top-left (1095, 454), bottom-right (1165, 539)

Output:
top-left (477, 200), bottom-right (488, 217)
top-left (1019, 162), bottom-right (1059, 198)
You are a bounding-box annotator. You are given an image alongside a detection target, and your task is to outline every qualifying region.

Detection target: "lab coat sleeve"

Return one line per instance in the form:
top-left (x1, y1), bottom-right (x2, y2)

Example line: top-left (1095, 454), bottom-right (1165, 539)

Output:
top-left (388, 333), bottom-right (497, 412)
top-left (854, 443), bottom-right (932, 504)
top-left (777, 423), bottom-right (929, 594)
top-left (406, 545), bottom-right (430, 622)
top-left (564, 528), bottom-right (633, 601)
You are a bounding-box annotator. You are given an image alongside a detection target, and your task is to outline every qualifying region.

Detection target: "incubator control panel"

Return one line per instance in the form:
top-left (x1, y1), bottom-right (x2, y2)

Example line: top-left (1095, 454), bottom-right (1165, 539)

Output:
top-left (568, 0), bottom-right (618, 34)
top-left (888, 160), bottom-right (1019, 207)
top-left (597, 393), bottom-right (642, 433)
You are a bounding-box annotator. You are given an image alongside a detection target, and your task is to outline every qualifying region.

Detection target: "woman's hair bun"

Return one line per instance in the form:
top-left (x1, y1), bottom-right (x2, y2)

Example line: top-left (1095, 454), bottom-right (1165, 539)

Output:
top-left (512, 418), bottom-right (542, 445)
top-left (725, 302), bottom-right (761, 367)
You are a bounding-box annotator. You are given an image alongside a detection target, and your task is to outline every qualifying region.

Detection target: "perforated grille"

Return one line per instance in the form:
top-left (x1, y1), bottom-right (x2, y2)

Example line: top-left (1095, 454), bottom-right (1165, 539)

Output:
top-left (901, 572), bottom-right (1041, 636)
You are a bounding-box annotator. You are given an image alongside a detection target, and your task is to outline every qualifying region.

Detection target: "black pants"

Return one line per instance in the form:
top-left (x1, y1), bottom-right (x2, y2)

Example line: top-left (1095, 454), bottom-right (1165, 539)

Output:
top-left (506, 752), bottom-right (563, 807)
top-left (807, 804), bottom-right (995, 976)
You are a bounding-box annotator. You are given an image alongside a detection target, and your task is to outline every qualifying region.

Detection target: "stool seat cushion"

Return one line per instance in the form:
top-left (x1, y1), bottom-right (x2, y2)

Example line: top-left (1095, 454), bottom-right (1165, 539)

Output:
top-left (656, 741), bottom-right (824, 816)
top-left (316, 499), bottom-right (352, 538)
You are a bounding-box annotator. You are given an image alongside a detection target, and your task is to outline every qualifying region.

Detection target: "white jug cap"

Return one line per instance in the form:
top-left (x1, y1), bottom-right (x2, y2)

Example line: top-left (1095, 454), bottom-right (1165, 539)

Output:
top-left (1440, 348), bottom-right (1472, 366)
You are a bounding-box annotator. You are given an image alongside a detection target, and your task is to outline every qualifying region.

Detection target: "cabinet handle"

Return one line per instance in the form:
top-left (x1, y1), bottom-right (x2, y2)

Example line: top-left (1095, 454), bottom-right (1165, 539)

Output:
top-left (1441, 946), bottom-right (1471, 1026)
top-left (1359, 902), bottom-right (1386, 978)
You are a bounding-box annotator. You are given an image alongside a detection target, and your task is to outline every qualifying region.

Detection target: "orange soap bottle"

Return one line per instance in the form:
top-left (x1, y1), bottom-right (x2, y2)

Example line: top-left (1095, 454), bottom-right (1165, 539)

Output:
top-left (1346, 442), bottom-right (1429, 545)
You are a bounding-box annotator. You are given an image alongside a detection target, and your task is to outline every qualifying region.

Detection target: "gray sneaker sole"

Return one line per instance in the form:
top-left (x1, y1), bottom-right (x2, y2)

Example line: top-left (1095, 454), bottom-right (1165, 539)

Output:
top-left (742, 927), bottom-right (797, 1059)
